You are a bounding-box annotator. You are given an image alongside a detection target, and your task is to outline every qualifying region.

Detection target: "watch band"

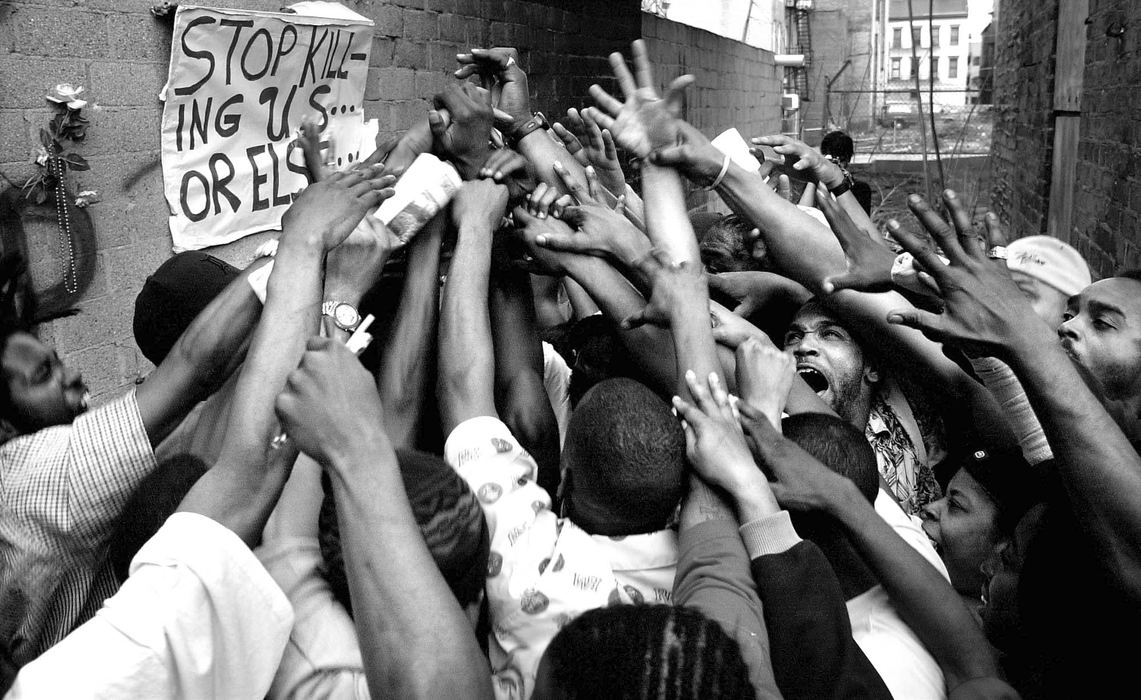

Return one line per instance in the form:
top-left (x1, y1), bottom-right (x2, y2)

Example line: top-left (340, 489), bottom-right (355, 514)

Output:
top-left (507, 112), bottom-right (548, 148)
top-left (828, 180), bottom-right (852, 198)
top-left (321, 301), bottom-right (361, 331)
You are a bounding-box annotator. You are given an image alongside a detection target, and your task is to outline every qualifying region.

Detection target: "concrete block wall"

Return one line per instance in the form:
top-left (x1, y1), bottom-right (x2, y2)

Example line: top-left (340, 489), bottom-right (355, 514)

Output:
top-left (0, 2), bottom-right (778, 400)
top-left (986, 0), bottom-right (1058, 246)
top-left (641, 13), bottom-right (781, 210)
top-left (1069, 0), bottom-right (1141, 276)
top-left (0, 0), bottom-right (642, 401)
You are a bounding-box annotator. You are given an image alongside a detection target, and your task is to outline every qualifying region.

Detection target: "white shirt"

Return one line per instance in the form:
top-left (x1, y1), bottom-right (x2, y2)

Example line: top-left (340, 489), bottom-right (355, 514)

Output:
top-left (842, 490), bottom-right (950, 700)
top-left (445, 416), bottom-right (677, 700)
top-left (7, 512), bottom-right (293, 699)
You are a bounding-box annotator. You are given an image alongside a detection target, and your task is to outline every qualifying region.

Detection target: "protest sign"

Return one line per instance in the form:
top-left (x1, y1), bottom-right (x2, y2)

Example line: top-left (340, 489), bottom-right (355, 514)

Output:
top-left (160, 4), bottom-right (373, 251)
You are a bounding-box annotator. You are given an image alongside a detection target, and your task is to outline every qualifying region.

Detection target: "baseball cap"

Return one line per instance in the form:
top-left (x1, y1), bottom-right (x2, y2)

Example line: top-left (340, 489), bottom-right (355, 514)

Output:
top-left (133, 252), bottom-right (240, 366)
top-left (1006, 236), bottom-right (1092, 296)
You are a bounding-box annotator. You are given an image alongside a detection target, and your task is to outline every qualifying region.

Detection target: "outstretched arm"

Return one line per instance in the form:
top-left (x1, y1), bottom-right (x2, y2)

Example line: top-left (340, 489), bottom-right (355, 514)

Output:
top-left (276, 337), bottom-right (492, 700)
top-left (438, 179), bottom-right (510, 434)
top-left (176, 168), bottom-right (393, 545)
top-left (489, 262), bottom-right (561, 495)
top-left (887, 201), bottom-right (1141, 603)
top-left (376, 214), bottom-right (446, 449)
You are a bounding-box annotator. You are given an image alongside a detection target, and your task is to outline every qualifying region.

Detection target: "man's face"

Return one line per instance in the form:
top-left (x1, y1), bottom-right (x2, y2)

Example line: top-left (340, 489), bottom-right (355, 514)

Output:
top-left (1009, 270), bottom-right (1069, 331)
top-left (2, 332), bottom-right (88, 432)
top-left (920, 469), bottom-right (1001, 595)
top-left (783, 303), bottom-right (878, 422)
top-left (1058, 278), bottom-right (1141, 401)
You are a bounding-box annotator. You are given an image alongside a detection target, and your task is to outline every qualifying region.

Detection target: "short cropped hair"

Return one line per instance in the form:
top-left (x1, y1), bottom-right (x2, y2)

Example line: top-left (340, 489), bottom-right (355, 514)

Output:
top-left (319, 448), bottom-right (489, 613)
top-left (542, 605), bottom-right (753, 700)
top-left (562, 378), bottom-right (686, 535)
top-left (782, 412), bottom-right (879, 503)
top-left (109, 453), bottom-right (209, 582)
top-left (820, 131), bottom-right (855, 163)
top-left (699, 214), bottom-right (756, 274)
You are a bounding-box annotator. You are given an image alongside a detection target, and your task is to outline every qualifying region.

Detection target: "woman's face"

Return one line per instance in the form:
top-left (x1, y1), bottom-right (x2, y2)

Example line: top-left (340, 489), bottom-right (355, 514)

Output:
top-left (920, 469), bottom-right (1002, 594)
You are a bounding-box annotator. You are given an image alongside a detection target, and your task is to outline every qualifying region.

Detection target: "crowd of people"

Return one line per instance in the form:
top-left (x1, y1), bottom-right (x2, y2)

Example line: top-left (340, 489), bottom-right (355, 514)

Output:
top-left (1, 41), bottom-right (1138, 699)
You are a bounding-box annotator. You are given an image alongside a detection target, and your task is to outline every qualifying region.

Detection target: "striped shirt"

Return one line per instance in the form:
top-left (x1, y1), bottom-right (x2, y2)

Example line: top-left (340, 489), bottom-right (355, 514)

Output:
top-left (0, 390), bottom-right (156, 667)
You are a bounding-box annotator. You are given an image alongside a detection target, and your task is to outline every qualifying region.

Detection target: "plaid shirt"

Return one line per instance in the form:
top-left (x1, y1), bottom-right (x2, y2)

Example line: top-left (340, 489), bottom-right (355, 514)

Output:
top-left (0, 390), bottom-right (157, 667)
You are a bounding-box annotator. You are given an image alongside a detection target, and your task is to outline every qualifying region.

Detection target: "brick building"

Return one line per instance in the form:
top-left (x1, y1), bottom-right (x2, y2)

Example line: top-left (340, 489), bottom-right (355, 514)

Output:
top-left (0, 1), bottom-right (780, 400)
top-left (989, 0), bottom-right (1141, 277)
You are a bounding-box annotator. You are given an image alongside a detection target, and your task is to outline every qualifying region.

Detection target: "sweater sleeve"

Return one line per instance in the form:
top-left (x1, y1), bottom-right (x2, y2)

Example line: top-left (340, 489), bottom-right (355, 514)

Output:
top-left (750, 536), bottom-right (893, 700)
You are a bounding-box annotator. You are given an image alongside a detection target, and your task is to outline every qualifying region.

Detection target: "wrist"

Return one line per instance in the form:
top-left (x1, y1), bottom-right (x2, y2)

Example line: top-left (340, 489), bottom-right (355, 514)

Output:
top-left (731, 472), bottom-right (780, 522)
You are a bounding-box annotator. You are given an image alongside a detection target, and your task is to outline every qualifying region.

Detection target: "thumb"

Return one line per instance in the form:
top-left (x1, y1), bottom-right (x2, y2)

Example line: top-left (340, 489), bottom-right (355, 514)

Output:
top-left (649, 145), bottom-right (691, 168)
top-left (886, 307), bottom-right (944, 338)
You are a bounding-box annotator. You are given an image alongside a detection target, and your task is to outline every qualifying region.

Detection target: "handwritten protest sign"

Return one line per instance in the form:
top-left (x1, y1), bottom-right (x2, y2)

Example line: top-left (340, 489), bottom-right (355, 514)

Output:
top-left (160, 5), bottom-right (373, 251)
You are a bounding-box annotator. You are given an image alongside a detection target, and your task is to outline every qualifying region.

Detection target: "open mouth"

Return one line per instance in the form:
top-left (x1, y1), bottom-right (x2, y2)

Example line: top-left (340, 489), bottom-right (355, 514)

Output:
top-left (797, 366), bottom-right (829, 394)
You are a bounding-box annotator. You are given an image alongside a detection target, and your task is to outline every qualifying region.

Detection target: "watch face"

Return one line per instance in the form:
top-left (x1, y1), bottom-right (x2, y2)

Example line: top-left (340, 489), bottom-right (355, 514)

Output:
top-left (334, 304), bottom-right (359, 328)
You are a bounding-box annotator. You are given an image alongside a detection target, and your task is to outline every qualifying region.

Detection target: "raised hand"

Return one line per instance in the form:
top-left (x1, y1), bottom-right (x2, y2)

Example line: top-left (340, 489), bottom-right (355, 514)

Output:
top-left (645, 118), bottom-right (729, 187)
top-left (884, 191), bottom-right (1049, 357)
top-left (430, 83), bottom-right (493, 179)
top-left (672, 370), bottom-right (767, 495)
top-left (751, 134), bottom-right (845, 189)
top-left (478, 147), bottom-right (529, 184)
top-left (511, 207), bottom-right (577, 276)
top-left (586, 40), bottom-right (694, 158)
top-left (621, 248), bottom-right (707, 329)
top-left (557, 108), bottom-right (626, 195)
top-left (282, 166), bottom-right (395, 250)
top-left (451, 178), bottom-right (510, 232)
top-left (816, 188), bottom-right (897, 294)
top-left (275, 336), bottom-right (389, 467)
top-left (533, 161), bottom-right (646, 261)
top-left (454, 47), bottom-right (530, 121)
top-left (735, 337), bottom-right (795, 427)
top-left (737, 400), bottom-right (848, 513)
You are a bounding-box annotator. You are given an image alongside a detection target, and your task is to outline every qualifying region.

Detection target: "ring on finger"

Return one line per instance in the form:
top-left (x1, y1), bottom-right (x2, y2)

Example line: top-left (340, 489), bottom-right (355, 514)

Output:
top-left (986, 245), bottom-right (1008, 261)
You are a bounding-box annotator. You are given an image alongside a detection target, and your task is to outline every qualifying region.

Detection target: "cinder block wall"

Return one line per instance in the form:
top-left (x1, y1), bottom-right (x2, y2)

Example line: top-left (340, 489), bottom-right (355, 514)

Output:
top-left (989, 0), bottom-right (1141, 278)
top-left (0, 2), bottom-right (777, 400)
top-left (641, 14), bottom-right (781, 210)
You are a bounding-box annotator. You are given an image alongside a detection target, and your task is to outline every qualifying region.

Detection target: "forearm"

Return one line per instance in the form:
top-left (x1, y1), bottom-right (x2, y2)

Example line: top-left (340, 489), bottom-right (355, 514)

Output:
top-left (330, 436), bottom-right (492, 700)
top-left (516, 128), bottom-right (591, 196)
top-left (438, 222), bottom-right (497, 433)
top-left (136, 257), bottom-right (270, 444)
top-left (716, 163), bottom-right (847, 285)
top-left (563, 277), bottom-right (600, 319)
top-left (1009, 334), bottom-right (1141, 588)
top-left (670, 301), bottom-right (722, 399)
top-left (831, 482), bottom-right (1001, 688)
top-left (641, 162), bottom-right (700, 264)
top-left (562, 254), bottom-right (677, 390)
top-left (377, 215), bottom-right (444, 448)
top-left (836, 190), bottom-right (879, 240)
top-left (490, 268), bottom-right (560, 494)
top-left (178, 237), bottom-right (324, 544)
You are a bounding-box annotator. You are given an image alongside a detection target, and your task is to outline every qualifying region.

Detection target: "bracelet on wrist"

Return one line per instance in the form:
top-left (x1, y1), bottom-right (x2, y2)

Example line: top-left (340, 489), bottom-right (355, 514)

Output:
top-left (702, 154), bottom-right (731, 191)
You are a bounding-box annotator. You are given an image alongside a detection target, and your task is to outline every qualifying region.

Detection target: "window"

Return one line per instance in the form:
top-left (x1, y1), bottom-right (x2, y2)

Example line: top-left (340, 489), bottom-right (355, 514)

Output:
top-left (972, 55), bottom-right (980, 66)
top-left (931, 25), bottom-right (940, 47)
top-left (948, 56), bottom-right (959, 79)
top-left (911, 26), bottom-right (922, 47)
top-left (950, 25), bottom-right (960, 45)
top-left (893, 27), bottom-right (902, 48)
top-left (891, 57), bottom-right (901, 79)
top-left (909, 58), bottom-right (919, 78)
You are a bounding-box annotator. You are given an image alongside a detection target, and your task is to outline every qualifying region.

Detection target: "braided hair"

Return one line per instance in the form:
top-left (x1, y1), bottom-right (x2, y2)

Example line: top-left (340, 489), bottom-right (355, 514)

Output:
top-left (541, 605), bottom-right (754, 700)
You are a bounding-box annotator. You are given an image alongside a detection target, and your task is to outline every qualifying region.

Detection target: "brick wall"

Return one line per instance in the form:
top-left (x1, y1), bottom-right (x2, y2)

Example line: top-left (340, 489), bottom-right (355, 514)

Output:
top-left (989, 0), bottom-right (1141, 278)
top-left (0, 0), bottom-right (641, 400)
top-left (641, 13), bottom-right (782, 210)
top-left (987, 0), bottom-right (1058, 244)
top-left (1070, 0), bottom-right (1141, 276)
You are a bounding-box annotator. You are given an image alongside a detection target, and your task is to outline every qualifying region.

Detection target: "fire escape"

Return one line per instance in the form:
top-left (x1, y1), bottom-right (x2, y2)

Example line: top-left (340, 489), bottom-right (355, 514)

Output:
top-left (786, 0), bottom-right (814, 101)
